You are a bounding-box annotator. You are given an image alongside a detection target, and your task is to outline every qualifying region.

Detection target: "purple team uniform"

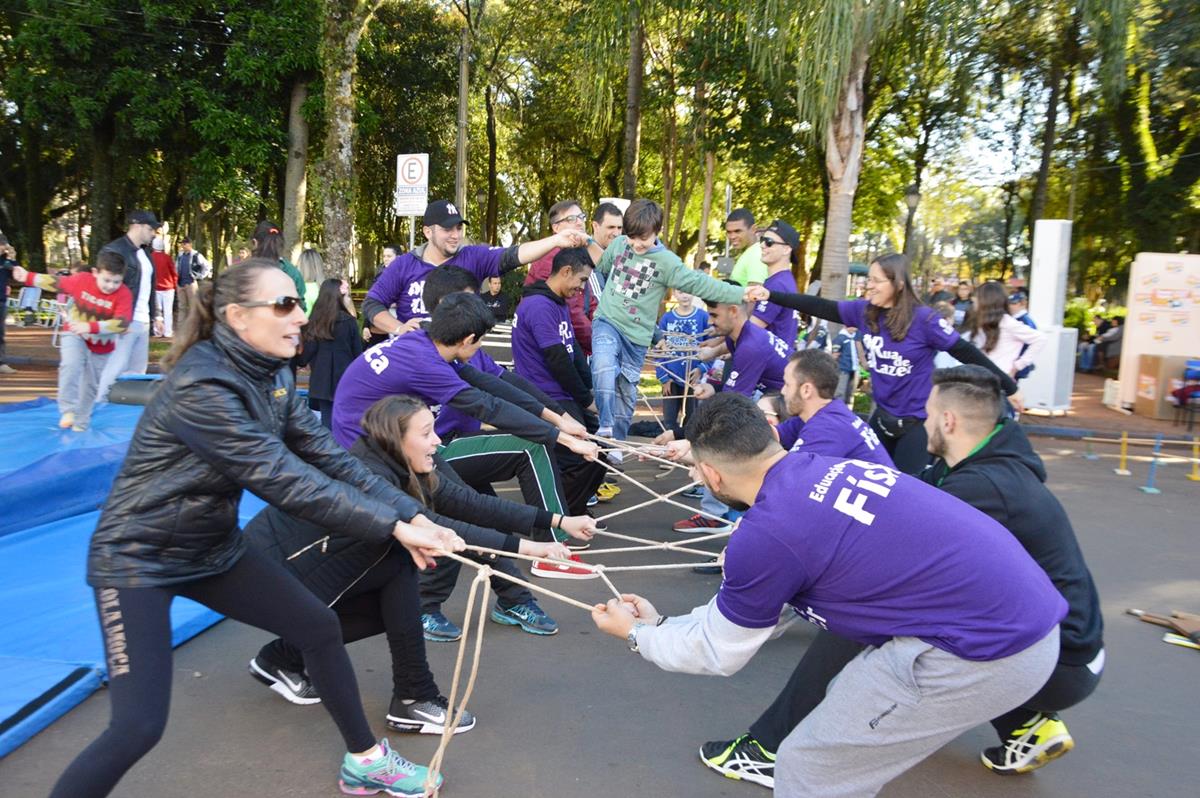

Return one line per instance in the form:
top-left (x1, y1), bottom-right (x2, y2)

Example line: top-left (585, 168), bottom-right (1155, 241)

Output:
top-left (724, 322), bottom-right (789, 397)
top-left (753, 271), bottom-right (800, 347)
top-left (775, 400), bottom-right (893, 467)
top-left (836, 299), bottom-right (960, 418)
top-left (512, 293), bottom-right (577, 403)
top-left (717, 451), bottom-right (1067, 660)
top-left (367, 245), bottom-right (506, 324)
top-left (434, 349), bottom-right (506, 439)
top-left (331, 330), bottom-right (468, 448)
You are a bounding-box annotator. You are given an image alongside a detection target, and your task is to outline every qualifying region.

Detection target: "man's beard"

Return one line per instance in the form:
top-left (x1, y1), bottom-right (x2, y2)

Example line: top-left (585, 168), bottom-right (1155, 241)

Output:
top-left (708, 481), bottom-right (751, 512)
top-left (926, 424), bottom-right (947, 458)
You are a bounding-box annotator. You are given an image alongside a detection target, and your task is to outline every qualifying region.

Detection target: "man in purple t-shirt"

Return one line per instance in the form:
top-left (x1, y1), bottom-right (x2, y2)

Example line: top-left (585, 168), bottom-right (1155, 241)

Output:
top-left (363, 199), bottom-right (587, 337)
top-left (593, 393), bottom-right (1064, 798)
top-left (750, 220), bottom-right (801, 348)
top-left (773, 349), bottom-right (891, 465)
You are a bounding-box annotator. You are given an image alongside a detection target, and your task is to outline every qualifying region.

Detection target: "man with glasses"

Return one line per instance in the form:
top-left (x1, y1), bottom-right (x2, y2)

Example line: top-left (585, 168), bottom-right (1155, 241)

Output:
top-left (363, 199), bottom-right (584, 339)
top-left (725, 208), bottom-right (767, 286)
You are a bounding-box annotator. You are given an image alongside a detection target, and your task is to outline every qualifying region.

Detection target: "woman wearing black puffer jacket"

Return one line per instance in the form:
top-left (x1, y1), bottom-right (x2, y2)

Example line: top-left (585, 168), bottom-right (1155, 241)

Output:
top-left (51, 260), bottom-right (465, 798)
top-left (244, 394), bottom-right (596, 736)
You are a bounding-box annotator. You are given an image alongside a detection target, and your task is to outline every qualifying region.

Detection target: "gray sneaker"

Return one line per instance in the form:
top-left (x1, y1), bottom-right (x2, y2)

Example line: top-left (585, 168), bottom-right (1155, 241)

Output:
top-left (386, 695), bottom-right (476, 735)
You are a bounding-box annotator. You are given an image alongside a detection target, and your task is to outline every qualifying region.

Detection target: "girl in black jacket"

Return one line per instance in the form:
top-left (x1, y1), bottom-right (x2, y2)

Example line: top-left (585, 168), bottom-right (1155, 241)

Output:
top-left (298, 278), bottom-right (363, 428)
top-left (245, 394), bottom-right (596, 733)
top-left (51, 260), bottom-right (464, 798)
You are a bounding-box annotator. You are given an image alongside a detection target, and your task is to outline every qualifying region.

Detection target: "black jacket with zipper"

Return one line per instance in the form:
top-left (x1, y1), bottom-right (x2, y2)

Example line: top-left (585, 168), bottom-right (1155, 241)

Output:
top-left (245, 436), bottom-right (557, 605)
top-left (922, 419), bottom-right (1104, 665)
top-left (87, 324), bottom-right (422, 588)
top-left (99, 234), bottom-right (155, 323)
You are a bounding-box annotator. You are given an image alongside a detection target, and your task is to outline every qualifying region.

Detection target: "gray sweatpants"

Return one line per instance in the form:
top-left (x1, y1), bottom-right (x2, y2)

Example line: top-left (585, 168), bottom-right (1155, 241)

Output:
top-left (775, 627), bottom-right (1060, 798)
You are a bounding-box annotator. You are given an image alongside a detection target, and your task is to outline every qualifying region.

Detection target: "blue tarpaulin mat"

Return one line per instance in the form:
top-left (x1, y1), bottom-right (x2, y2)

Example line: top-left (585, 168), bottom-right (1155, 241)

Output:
top-left (0, 402), bottom-right (145, 538)
top-left (0, 390), bottom-right (274, 758)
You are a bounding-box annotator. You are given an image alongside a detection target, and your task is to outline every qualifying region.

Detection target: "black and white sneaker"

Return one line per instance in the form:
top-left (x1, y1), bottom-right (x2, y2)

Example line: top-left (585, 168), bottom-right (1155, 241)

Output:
top-left (699, 733), bottom-right (776, 789)
top-left (248, 656), bottom-right (321, 705)
top-left (386, 695), bottom-right (476, 735)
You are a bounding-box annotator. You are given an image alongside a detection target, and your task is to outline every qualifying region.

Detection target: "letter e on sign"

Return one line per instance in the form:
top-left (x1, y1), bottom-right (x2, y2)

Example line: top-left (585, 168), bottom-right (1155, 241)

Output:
top-left (394, 154), bottom-right (430, 216)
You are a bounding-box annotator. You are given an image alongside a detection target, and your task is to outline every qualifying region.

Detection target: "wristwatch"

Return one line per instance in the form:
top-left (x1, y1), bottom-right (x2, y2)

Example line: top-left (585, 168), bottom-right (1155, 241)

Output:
top-left (625, 623), bottom-right (644, 652)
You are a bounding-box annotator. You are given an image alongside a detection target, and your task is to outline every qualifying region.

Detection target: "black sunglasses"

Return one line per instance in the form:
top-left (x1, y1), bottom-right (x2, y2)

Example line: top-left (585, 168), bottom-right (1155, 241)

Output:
top-left (238, 296), bottom-right (302, 316)
top-left (759, 237), bottom-right (786, 248)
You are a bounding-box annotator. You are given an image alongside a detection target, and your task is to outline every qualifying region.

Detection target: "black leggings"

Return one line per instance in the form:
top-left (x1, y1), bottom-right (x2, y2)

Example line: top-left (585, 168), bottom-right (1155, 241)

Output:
top-left (868, 411), bottom-right (932, 475)
top-left (49, 547), bottom-right (376, 798)
top-left (261, 547), bottom-right (439, 702)
top-left (749, 629), bottom-right (1102, 753)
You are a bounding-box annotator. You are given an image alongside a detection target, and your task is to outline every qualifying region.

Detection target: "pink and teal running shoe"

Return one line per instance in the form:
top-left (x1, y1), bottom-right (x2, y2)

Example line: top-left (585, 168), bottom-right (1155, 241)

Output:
top-left (338, 738), bottom-right (442, 797)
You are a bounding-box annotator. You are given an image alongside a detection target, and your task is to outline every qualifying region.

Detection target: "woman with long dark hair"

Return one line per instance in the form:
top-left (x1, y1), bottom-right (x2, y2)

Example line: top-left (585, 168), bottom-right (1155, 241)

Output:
top-left (966, 281), bottom-right (1045, 379)
top-left (49, 259), bottom-right (464, 798)
top-left (299, 278), bottom-right (363, 428)
top-left (245, 394), bottom-right (594, 733)
top-left (751, 253), bottom-right (1018, 473)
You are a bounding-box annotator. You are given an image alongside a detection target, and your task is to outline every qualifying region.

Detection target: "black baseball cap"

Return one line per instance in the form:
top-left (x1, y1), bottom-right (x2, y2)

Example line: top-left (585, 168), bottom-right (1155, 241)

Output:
top-left (127, 210), bottom-right (162, 228)
top-left (763, 219), bottom-right (800, 250)
top-left (423, 200), bottom-right (468, 228)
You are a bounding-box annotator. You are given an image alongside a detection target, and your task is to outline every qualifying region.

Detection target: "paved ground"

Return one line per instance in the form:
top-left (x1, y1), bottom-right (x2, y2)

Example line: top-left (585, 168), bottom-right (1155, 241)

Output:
top-left (1, 437), bottom-right (1196, 797)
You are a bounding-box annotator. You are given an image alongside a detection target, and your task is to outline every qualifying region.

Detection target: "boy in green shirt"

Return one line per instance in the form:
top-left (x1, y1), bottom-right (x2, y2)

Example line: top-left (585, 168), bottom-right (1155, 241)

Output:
top-left (591, 199), bottom-right (753, 450)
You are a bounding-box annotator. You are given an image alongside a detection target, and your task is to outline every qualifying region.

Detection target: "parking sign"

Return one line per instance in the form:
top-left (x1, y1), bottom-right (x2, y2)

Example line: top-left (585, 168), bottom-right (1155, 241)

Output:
top-left (394, 154), bottom-right (429, 217)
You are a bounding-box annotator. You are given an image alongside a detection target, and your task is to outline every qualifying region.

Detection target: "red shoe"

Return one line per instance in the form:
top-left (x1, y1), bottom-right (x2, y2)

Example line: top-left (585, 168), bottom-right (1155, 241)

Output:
top-left (672, 514), bottom-right (734, 534)
top-left (531, 555), bottom-right (598, 580)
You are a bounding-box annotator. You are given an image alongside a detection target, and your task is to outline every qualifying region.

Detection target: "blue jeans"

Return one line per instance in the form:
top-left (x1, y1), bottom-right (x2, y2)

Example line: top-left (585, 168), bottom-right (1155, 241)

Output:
top-left (590, 318), bottom-right (648, 440)
top-left (59, 334), bottom-right (108, 427)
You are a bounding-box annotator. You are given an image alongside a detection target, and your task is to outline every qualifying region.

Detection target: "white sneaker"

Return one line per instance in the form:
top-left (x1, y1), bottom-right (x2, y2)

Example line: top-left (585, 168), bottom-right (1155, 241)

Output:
top-left (0, 363), bottom-right (17, 374)
top-left (59, 412), bottom-right (76, 429)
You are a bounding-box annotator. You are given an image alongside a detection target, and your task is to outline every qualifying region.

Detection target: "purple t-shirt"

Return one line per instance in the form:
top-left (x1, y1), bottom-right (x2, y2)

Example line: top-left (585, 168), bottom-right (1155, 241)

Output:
top-left (435, 349), bottom-right (506, 439)
top-left (717, 452), bottom-right (1067, 660)
top-left (331, 330), bottom-right (467, 448)
top-left (366, 244), bottom-right (505, 323)
top-left (753, 271), bottom-right (799, 347)
top-left (836, 300), bottom-right (959, 418)
top-left (785, 400), bottom-right (893, 466)
top-left (512, 293), bottom-right (576, 402)
top-left (724, 322), bottom-right (788, 396)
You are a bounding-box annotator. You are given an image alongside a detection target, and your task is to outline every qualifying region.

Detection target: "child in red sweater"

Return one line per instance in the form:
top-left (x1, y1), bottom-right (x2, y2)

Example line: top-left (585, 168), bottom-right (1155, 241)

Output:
top-left (13, 251), bottom-right (133, 431)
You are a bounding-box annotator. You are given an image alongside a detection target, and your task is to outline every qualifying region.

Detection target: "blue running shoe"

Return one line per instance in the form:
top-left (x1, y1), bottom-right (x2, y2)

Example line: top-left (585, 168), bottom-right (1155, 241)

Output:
top-left (339, 738), bottom-right (441, 796)
top-left (489, 599), bottom-right (558, 635)
top-left (421, 611), bottom-right (462, 642)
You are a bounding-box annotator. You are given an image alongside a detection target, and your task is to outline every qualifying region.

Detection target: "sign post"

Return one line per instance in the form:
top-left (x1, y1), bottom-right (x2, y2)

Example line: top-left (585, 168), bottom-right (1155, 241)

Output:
top-left (394, 153), bottom-right (429, 251)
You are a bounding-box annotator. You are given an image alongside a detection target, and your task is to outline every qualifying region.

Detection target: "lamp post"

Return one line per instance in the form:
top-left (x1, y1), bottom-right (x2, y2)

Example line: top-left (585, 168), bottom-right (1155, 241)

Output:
top-left (903, 184), bottom-right (921, 257)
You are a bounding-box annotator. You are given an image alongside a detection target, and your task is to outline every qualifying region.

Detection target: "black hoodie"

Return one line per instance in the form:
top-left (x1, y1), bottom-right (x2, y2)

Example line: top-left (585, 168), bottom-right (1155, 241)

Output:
top-left (923, 419), bottom-right (1103, 665)
top-left (520, 280), bottom-right (594, 408)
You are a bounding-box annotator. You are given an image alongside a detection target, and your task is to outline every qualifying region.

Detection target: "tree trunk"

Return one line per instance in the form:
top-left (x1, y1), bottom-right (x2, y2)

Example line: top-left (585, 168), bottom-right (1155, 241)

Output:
top-left (694, 151), bottom-right (715, 267)
top-left (88, 115), bottom-right (116, 258)
top-left (455, 19), bottom-right (471, 213)
top-left (662, 106), bottom-right (677, 246)
top-left (621, 12), bottom-right (644, 199)
top-left (320, 0), bottom-right (381, 278)
top-left (1028, 62), bottom-right (1062, 252)
top-left (820, 49), bottom-right (868, 301)
top-left (283, 78), bottom-right (310, 263)
top-left (21, 122), bottom-right (46, 270)
top-left (485, 83), bottom-right (499, 245)
top-left (793, 218), bottom-right (812, 291)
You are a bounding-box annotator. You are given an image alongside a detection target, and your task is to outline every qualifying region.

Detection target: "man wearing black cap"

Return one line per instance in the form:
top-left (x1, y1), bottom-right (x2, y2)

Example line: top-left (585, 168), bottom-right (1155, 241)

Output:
top-left (750, 220), bottom-right (802, 349)
top-left (96, 210), bottom-right (160, 402)
top-left (363, 199), bottom-right (587, 338)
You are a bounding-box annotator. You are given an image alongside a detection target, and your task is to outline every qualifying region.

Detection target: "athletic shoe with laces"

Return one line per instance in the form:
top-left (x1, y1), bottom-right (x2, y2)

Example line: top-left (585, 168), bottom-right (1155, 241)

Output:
top-left (386, 695), bottom-right (476, 735)
top-left (248, 655), bottom-right (321, 705)
top-left (531, 554), bottom-right (598, 580)
top-left (489, 599), bottom-right (558, 634)
top-left (586, 493), bottom-right (599, 507)
top-left (596, 482), bottom-right (621, 501)
top-left (699, 733), bottom-right (776, 789)
top-left (681, 485), bottom-right (705, 500)
top-left (420, 611), bottom-right (462, 642)
top-left (673, 514), bottom-right (734, 534)
top-left (981, 713), bottom-right (1074, 775)
top-left (339, 738), bottom-right (441, 796)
